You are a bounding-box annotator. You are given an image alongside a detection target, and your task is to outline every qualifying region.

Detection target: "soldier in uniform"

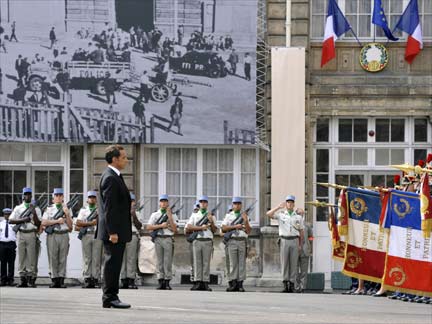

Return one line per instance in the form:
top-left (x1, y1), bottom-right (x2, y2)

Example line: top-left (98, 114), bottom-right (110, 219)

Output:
top-left (120, 193), bottom-right (142, 289)
top-left (75, 191), bottom-right (103, 289)
top-left (41, 188), bottom-right (72, 288)
top-left (0, 208), bottom-right (17, 286)
top-left (295, 208), bottom-right (313, 293)
top-left (9, 187), bottom-right (42, 288)
top-left (185, 200), bottom-right (200, 287)
top-left (221, 197), bottom-right (251, 292)
top-left (266, 195), bottom-right (304, 293)
top-left (186, 195), bottom-right (217, 291)
top-left (147, 194), bottom-right (178, 290)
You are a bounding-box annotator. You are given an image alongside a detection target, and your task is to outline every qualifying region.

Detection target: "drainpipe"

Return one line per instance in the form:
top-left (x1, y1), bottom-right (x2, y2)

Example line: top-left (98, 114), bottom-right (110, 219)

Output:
top-left (285, 0), bottom-right (291, 47)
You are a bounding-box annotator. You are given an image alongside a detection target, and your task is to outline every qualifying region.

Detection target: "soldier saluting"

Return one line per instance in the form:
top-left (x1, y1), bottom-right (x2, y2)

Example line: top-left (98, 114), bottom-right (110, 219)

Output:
top-left (41, 188), bottom-right (73, 288)
top-left (9, 187), bottom-right (42, 288)
top-left (266, 195), bottom-right (304, 293)
top-left (147, 194), bottom-right (178, 290)
top-left (221, 197), bottom-right (251, 292)
top-left (186, 195), bottom-right (218, 291)
top-left (75, 191), bottom-right (102, 289)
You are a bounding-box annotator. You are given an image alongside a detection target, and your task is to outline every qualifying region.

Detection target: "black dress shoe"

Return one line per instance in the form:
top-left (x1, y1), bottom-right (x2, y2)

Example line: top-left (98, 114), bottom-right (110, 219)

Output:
top-left (102, 300), bottom-right (131, 309)
top-left (372, 292), bottom-right (388, 297)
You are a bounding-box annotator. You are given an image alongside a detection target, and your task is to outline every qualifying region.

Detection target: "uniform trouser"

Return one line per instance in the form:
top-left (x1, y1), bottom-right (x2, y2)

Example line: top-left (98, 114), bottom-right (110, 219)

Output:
top-left (189, 242), bottom-right (194, 280)
top-left (17, 231), bottom-right (38, 277)
top-left (280, 237), bottom-right (299, 283)
top-left (121, 234), bottom-right (139, 279)
top-left (81, 233), bottom-right (103, 279)
top-left (192, 239), bottom-right (213, 282)
top-left (297, 255), bottom-right (309, 290)
top-left (227, 239), bottom-right (247, 281)
top-left (46, 233), bottom-right (69, 278)
top-left (154, 236), bottom-right (174, 280)
top-left (0, 241), bottom-right (16, 282)
top-left (224, 244), bottom-right (230, 282)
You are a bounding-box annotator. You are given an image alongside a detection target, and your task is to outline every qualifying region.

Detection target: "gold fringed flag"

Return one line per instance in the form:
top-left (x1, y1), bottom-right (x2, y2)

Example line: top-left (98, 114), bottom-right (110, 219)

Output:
top-left (420, 172), bottom-right (432, 238)
top-left (328, 206), bottom-right (345, 260)
top-left (337, 189), bottom-right (348, 235)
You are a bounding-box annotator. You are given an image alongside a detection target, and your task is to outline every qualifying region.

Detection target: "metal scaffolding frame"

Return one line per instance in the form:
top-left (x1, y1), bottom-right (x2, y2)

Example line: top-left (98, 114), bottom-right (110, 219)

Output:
top-left (256, 0), bottom-right (270, 151)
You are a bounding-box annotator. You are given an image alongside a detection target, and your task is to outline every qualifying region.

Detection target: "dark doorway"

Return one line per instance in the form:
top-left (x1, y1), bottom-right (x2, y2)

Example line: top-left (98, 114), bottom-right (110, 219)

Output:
top-left (115, 0), bottom-right (154, 32)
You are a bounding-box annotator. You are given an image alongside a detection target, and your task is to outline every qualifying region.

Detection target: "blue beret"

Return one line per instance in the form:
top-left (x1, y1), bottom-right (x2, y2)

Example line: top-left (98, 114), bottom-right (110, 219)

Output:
top-left (53, 188), bottom-right (64, 195)
top-left (198, 195), bottom-right (208, 202)
top-left (22, 187), bottom-right (32, 194)
top-left (285, 195), bottom-right (295, 202)
top-left (87, 191), bottom-right (97, 198)
top-left (159, 194), bottom-right (169, 201)
top-left (130, 193), bottom-right (136, 200)
top-left (2, 208), bottom-right (12, 214)
top-left (232, 197), bottom-right (242, 203)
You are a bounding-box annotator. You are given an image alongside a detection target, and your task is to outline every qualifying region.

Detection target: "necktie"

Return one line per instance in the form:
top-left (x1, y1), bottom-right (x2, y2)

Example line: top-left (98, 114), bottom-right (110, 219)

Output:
top-left (5, 220), bottom-right (9, 238)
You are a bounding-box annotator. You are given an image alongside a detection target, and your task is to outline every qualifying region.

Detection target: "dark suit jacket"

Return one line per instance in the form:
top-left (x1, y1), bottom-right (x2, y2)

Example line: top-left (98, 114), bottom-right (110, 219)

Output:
top-left (96, 167), bottom-right (132, 243)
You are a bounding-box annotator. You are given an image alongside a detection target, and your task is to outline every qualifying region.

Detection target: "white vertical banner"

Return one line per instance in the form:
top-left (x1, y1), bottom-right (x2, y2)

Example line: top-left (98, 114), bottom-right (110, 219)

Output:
top-left (270, 47), bottom-right (306, 210)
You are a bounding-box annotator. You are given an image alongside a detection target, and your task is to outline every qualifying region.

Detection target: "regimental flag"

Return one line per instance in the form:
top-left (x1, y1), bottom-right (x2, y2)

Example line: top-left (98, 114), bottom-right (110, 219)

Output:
top-left (337, 189), bottom-right (348, 236)
top-left (382, 190), bottom-right (432, 296)
top-left (372, 0), bottom-right (399, 41)
top-left (394, 0), bottom-right (423, 64)
top-left (342, 188), bottom-right (389, 282)
top-left (321, 0), bottom-right (352, 67)
top-left (379, 190), bottom-right (392, 228)
top-left (329, 206), bottom-right (345, 261)
top-left (420, 173), bottom-right (432, 238)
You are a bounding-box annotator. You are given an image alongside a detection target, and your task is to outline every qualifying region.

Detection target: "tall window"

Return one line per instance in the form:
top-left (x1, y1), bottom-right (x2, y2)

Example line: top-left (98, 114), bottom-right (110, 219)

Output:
top-left (241, 149), bottom-right (257, 220)
top-left (0, 170), bottom-right (27, 212)
top-left (141, 147), bottom-right (159, 222)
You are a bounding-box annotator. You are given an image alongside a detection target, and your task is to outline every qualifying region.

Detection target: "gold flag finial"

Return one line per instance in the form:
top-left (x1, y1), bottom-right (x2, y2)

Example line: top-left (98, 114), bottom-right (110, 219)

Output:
top-left (316, 182), bottom-right (347, 190)
top-left (305, 200), bottom-right (337, 208)
top-left (390, 164), bottom-right (432, 175)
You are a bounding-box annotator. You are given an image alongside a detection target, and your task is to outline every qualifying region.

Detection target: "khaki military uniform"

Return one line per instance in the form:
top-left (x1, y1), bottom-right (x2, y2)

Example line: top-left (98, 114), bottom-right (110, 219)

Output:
top-left (186, 211), bottom-right (215, 283)
top-left (9, 203), bottom-right (42, 278)
top-left (148, 210), bottom-right (178, 280)
top-left (274, 210), bottom-right (304, 284)
top-left (76, 206), bottom-right (103, 280)
top-left (121, 220), bottom-right (140, 280)
top-left (43, 205), bottom-right (71, 278)
top-left (297, 221), bottom-right (313, 291)
top-left (221, 212), bottom-right (248, 282)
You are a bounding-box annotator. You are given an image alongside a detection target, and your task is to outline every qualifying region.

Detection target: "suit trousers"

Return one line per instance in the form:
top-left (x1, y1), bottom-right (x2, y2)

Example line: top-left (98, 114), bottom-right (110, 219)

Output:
top-left (102, 241), bottom-right (125, 303)
top-left (192, 240), bottom-right (212, 282)
top-left (0, 241), bottom-right (16, 282)
top-left (121, 234), bottom-right (139, 279)
top-left (280, 237), bottom-right (299, 283)
top-left (17, 231), bottom-right (38, 277)
top-left (81, 233), bottom-right (103, 279)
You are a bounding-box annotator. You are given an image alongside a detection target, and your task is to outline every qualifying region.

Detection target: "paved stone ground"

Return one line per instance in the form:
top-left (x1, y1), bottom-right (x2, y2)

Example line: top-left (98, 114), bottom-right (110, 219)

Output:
top-left (0, 286), bottom-right (430, 324)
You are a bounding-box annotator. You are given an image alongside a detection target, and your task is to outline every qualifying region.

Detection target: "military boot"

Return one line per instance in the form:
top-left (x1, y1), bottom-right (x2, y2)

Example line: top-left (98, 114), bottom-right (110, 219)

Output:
top-left (281, 281), bottom-right (289, 293)
top-left (203, 282), bottom-right (212, 291)
top-left (226, 280), bottom-right (238, 292)
top-left (165, 279), bottom-right (172, 290)
top-left (49, 278), bottom-right (58, 288)
top-left (237, 281), bottom-right (245, 292)
top-left (156, 278), bottom-right (166, 290)
top-left (27, 277), bottom-right (37, 288)
top-left (190, 281), bottom-right (200, 291)
top-left (17, 276), bottom-right (28, 288)
top-left (287, 281), bottom-right (294, 293)
top-left (58, 277), bottom-right (67, 288)
top-left (82, 278), bottom-right (91, 288)
top-left (120, 279), bottom-right (129, 289)
top-left (128, 278), bottom-right (138, 289)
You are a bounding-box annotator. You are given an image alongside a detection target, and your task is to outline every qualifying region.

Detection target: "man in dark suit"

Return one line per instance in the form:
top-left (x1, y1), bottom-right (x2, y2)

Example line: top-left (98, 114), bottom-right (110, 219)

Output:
top-left (96, 145), bottom-right (132, 309)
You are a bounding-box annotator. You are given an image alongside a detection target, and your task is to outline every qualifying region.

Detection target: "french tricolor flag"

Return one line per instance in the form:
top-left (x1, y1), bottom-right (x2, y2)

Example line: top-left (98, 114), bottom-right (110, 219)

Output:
top-left (395, 0), bottom-right (423, 64)
top-left (321, 0), bottom-right (352, 67)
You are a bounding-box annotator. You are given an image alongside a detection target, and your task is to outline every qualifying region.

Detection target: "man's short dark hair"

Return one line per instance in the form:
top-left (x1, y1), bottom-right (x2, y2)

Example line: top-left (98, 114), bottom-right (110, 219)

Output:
top-left (105, 145), bottom-right (124, 164)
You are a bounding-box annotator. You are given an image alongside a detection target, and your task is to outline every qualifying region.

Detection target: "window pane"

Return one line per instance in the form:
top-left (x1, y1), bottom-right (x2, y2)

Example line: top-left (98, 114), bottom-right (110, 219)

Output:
top-left (13, 171), bottom-right (26, 193)
top-left (49, 171), bottom-right (63, 193)
top-left (372, 175), bottom-right (386, 187)
top-left (219, 149), bottom-right (234, 171)
top-left (241, 149), bottom-right (256, 172)
top-left (391, 119), bottom-right (405, 142)
top-left (0, 171), bottom-right (12, 192)
top-left (166, 173), bottom-right (181, 195)
top-left (0, 144), bottom-right (25, 161)
top-left (353, 149), bottom-right (368, 165)
top-left (182, 149), bottom-right (197, 171)
top-left (376, 119), bottom-right (389, 142)
top-left (376, 149), bottom-right (389, 165)
top-left (345, 0), bottom-right (357, 14)
top-left (166, 148), bottom-right (181, 171)
top-left (182, 173), bottom-right (196, 195)
top-left (70, 170), bottom-right (83, 193)
top-left (336, 174), bottom-right (349, 187)
top-left (32, 145), bottom-right (61, 162)
top-left (241, 174), bottom-right (255, 197)
top-left (144, 173), bottom-right (158, 195)
top-left (34, 171), bottom-right (48, 193)
top-left (350, 174), bottom-right (364, 187)
top-left (218, 174), bottom-right (233, 196)
top-left (316, 149), bottom-right (329, 172)
top-left (390, 149), bottom-right (404, 164)
top-left (144, 148), bottom-right (159, 171)
top-left (316, 199), bottom-right (329, 222)
top-left (338, 149), bottom-right (352, 165)
top-left (316, 118), bottom-right (329, 142)
top-left (339, 119), bottom-right (352, 142)
top-left (316, 174), bottom-right (329, 197)
top-left (203, 174), bottom-right (217, 196)
top-left (203, 149), bottom-right (217, 172)
top-left (70, 146), bottom-right (84, 168)
top-left (354, 119), bottom-right (367, 142)
top-left (358, 15), bottom-right (371, 37)
top-left (0, 194), bottom-right (13, 214)
top-left (414, 119), bottom-right (428, 142)
top-left (414, 149), bottom-right (427, 164)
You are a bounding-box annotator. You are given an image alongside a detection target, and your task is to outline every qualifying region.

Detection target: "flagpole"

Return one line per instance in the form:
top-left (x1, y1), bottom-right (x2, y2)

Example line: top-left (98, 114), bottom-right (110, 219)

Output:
top-left (350, 28), bottom-right (363, 47)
